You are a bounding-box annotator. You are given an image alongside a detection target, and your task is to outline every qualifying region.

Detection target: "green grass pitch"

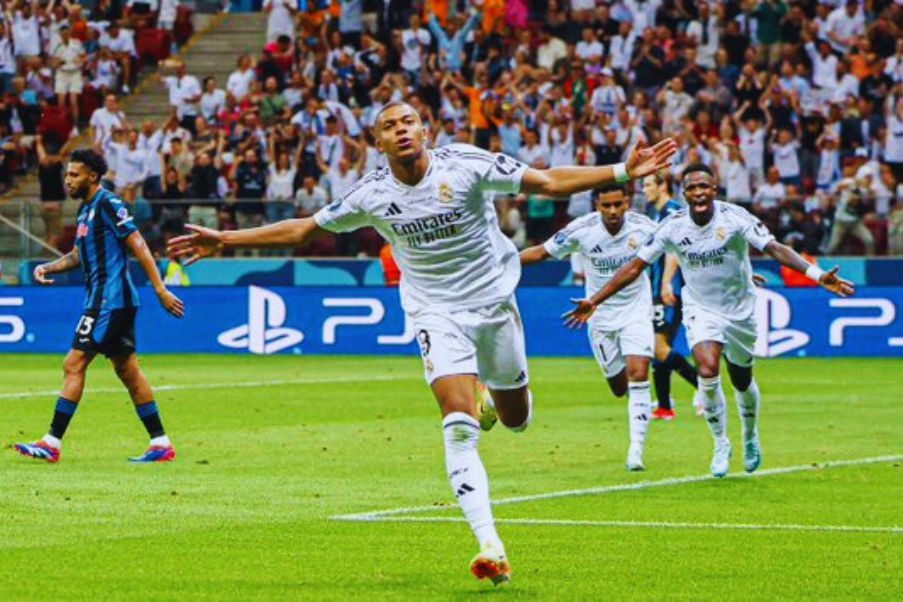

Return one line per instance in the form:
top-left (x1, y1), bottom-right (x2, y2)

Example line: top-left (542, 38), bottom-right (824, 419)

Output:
top-left (1, 354), bottom-right (900, 600)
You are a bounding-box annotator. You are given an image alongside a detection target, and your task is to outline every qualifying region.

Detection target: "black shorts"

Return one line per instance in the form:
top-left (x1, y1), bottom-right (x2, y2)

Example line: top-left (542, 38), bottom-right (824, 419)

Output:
top-left (652, 299), bottom-right (682, 341)
top-left (72, 308), bottom-right (137, 358)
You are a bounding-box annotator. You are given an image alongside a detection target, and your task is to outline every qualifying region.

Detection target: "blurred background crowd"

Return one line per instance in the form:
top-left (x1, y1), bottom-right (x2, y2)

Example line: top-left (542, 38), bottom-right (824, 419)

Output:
top-left (2, 0), bottom-right (902, 260)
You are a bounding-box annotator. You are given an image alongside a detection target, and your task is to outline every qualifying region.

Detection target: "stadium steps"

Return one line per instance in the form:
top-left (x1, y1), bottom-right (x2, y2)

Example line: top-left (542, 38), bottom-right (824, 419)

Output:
top-left (124, 12), bottom-right (268, 123)
top-left (0, 12), bottom-right (266, 267)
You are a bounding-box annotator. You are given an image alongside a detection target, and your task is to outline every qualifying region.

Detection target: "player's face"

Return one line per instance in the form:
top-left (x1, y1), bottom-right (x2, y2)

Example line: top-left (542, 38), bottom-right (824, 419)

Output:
top-left (596, 191), bottom-right (629, 228)
top-left (375, 104), bottom-right (426, 164)
top-left (682, 171), bottom-right (717, 224)
top-left (65, 162), bottom-right (95, 200)
top-left (641, 177), bottom-right (660, 201)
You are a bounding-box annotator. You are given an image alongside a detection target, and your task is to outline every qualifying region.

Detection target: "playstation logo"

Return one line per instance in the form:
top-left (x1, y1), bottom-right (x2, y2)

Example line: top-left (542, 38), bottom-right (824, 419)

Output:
top-left (754, 288), bottom-right (809, 357)
top-left (218, 286), bottom-right (304, 355)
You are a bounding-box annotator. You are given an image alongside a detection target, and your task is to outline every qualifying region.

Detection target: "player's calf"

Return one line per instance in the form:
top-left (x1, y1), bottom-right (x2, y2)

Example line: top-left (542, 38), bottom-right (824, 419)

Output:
top-left (491, 387), bottom-right (532, 432)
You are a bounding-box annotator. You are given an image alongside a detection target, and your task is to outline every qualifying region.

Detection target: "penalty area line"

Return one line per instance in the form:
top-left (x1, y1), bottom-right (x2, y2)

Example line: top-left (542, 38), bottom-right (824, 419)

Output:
top-left (331, 454), bottom-right (903, 522)
top-left (347, 516), bottom-right (902, 535)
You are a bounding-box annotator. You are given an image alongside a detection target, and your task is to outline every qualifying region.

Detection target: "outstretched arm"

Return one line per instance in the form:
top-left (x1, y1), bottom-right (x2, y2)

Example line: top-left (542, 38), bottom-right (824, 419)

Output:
top-left (763, 241), bottom-right (854, 297)
top-left (521, 138), bottom-right (677, 197)
top-left (33, 248), bottom-right (80, 284)
top-left (562, 257), bottom-right (649, 328)
top-left (125, 232), bottom-right (185, 318)
top-left (168, 218), bottom-right (326, 264)
top-left (519, 244), bottom-right (552, 266)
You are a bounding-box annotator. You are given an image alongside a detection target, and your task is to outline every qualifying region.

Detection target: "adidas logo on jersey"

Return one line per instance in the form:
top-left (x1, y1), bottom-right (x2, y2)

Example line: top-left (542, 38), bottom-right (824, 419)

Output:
top-left (384, 202), bottom-right (402, 217)
top-left (678, 237), bottom-right (693, 247)
top-left (590, 244), bottom-right (604, 254)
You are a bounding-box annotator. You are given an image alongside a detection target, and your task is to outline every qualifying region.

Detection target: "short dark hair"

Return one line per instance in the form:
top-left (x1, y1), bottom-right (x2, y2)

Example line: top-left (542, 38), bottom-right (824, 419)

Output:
top-left (374, 101), bottom-right (416, 131)
top-left (682, 163), bottom-right (714, 180)
top-left (596, 183), bottom-right (629, 197)
top-left (69, 148), bottom-right (107, 177)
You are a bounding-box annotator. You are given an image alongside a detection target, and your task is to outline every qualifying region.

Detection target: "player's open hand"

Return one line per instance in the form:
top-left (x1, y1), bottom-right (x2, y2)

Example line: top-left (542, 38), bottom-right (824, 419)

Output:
top-left (33, 264), bottom-right (54, 285)
top-left (819, 266), bottom-right (855, 298)
top-left (625, 138), bottom-right (678, 180)
top-left (167, 224), bottom-right (224, 266)
top-left (157, 288), bottom-right (185, 318)
top-left (561, 298), bottom-right (596, 329)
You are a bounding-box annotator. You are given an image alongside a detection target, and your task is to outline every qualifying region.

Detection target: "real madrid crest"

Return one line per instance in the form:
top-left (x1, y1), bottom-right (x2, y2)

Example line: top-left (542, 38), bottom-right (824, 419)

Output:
top-left (715, 227), bottom-right (726, 241)
top-left (627, 237), bottom-right (638, 250)
top-left (438, 182), bottom-right (453, 203)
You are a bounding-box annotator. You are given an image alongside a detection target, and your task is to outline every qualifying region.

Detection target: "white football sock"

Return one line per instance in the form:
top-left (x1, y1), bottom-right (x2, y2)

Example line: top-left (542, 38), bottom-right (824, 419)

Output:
top-left (734, 378), bottom-right (760, 441)
top-left (696, 376), bottom-right (728, 442)
top-left (41, 434), bottom-right (61, 448)
top-left (442, 412), bottom-right (502, 550)
top-left (627, 381), bottom-right (652, 446)
top-left (506, 389), bottom-right (533, 433)
top-left (150, 435), bottom-right (171, 447)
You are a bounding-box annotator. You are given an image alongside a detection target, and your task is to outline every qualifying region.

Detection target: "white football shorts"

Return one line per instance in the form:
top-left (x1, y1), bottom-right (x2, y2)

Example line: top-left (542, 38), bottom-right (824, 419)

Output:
top-left (412, 296), bottom-right (529, 390)
top-left (683, 305), bottom-right (757, 367)
top-left (588, 317), bottom-right (654, 378)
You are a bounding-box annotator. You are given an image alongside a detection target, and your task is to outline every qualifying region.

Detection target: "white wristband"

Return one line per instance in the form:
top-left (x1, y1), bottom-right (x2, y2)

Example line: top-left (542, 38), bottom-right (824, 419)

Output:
top-left (613, 162), bottom-right (630, 184)
top-left (805, 264), bottom-right (825, 282)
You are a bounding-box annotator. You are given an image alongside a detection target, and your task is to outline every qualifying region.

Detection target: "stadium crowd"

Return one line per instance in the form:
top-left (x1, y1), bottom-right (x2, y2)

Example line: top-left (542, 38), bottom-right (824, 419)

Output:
top-left (5, 0), bottom-right (903, 257)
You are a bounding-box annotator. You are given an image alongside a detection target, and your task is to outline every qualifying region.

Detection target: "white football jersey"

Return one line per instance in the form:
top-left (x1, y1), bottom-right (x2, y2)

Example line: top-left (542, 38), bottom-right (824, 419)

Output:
top-left (545, 211), bottom-right (656, 329)
top-left (637, 201), bottom-right (775, 320)
top-left (314, 144), bottom-right (528, 315)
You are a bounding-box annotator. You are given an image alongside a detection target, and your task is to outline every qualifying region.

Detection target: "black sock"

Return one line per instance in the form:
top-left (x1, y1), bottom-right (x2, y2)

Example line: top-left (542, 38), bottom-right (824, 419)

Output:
top-left (49, 397), bottom-right (79, 439)
top-left (652, 362), bottom-right (672, 410)
top-left (135, 401), bottom-right (165, 438)
top-left (668, 352), bottom-right (698, 387)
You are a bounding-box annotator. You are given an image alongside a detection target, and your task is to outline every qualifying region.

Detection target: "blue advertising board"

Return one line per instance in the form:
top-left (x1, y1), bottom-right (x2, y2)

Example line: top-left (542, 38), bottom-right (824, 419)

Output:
top-left (1, 286), bottom-right (902, 358)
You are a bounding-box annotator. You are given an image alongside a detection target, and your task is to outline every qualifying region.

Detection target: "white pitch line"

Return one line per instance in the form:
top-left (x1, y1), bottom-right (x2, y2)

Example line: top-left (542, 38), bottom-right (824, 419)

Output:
top-left (331, 454), bottom-right (903, 522)
top-left (353, 516), bottom-right (902, 535)
top-left (0, 374), bottom-right (417, 400)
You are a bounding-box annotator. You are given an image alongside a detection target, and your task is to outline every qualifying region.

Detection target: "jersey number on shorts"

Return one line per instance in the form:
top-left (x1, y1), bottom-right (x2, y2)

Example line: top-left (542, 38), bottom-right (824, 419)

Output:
top-left (76, 315), bottom-right (96, 336)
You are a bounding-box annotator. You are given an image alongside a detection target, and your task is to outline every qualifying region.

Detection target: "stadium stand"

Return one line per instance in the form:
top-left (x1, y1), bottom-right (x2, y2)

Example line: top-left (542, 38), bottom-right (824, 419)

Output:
top-left (1, 0), bottom-right (902, 263)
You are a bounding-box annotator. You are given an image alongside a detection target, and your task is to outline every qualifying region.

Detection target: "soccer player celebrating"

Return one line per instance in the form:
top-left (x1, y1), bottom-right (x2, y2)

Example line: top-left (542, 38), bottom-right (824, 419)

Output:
top-left (642, 172), bottom-right (698, 419)
top-left (520, 184), bottom-right (657, 471)
top-left (15, 149), bottom-right (185, 464)
top-left (564, 164), bottom-right (854, 478)
top-left (168, 101), bottom-right (676, 584)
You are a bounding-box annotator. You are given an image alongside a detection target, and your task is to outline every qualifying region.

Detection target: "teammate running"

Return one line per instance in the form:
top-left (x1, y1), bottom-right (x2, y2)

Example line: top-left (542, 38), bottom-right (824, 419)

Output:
top-left (16, 149), bottom-right (185, 464)
top-left (563, 164), bottom-right (854, 478)
top-left (642, 172), bottom-right (698, 419)
top-left (168, 101), bottom-right (677, 584)
top-left (521, 184), bottom-right (656, 471)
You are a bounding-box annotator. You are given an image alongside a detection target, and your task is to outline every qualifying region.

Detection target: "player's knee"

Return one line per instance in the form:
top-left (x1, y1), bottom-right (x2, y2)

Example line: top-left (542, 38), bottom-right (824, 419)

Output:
top-left (627, 365), bottom-right (649, 383)
top-left (653, 347), bottom-right (670, 362)
top-left (696, 361), bottom-right (720, 380)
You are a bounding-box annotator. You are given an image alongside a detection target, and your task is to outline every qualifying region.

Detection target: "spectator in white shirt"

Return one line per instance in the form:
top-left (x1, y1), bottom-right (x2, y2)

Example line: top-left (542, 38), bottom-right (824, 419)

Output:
top-left (263, 0), bottom-right (296, 43)
top-left (99, 22), bottom-right (137, 94)
top-left (295, 175), bottom-right (329, 217)
top-left (200, 76), bottom-right (226, 123)
top-left (90, 47), bottom-right (121, 94)
top-left (824, 0), bottom-right (865, 55)
top-left (575, 27), bottom-right (603, 62)
top-left (8, 1), bottom-right (41, 67)
top-left (753, 167), bottom-right (787, 213)
top-left (161, 60), bottom-right (202, 133)
top-left (226, 54), bottom-right (256, 102)
top-left (686, 2), bottom-right (718, 70)
top-left (396, 13), bottom-right (431, 85)
top-left (609, 21), bottom-right (637, 74)
top-left (109, 128), bottom-right (148, 202)
top-left (805, 38), bottom-right (839, 92)
top-left (771, 128), bottom-right (802, 188)
top-left (0, 20), bottom-right (14, 94)
top-left (51, 24), bottom-right (85, 136)
top-left (89, 94), bottom-right (127, 148)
